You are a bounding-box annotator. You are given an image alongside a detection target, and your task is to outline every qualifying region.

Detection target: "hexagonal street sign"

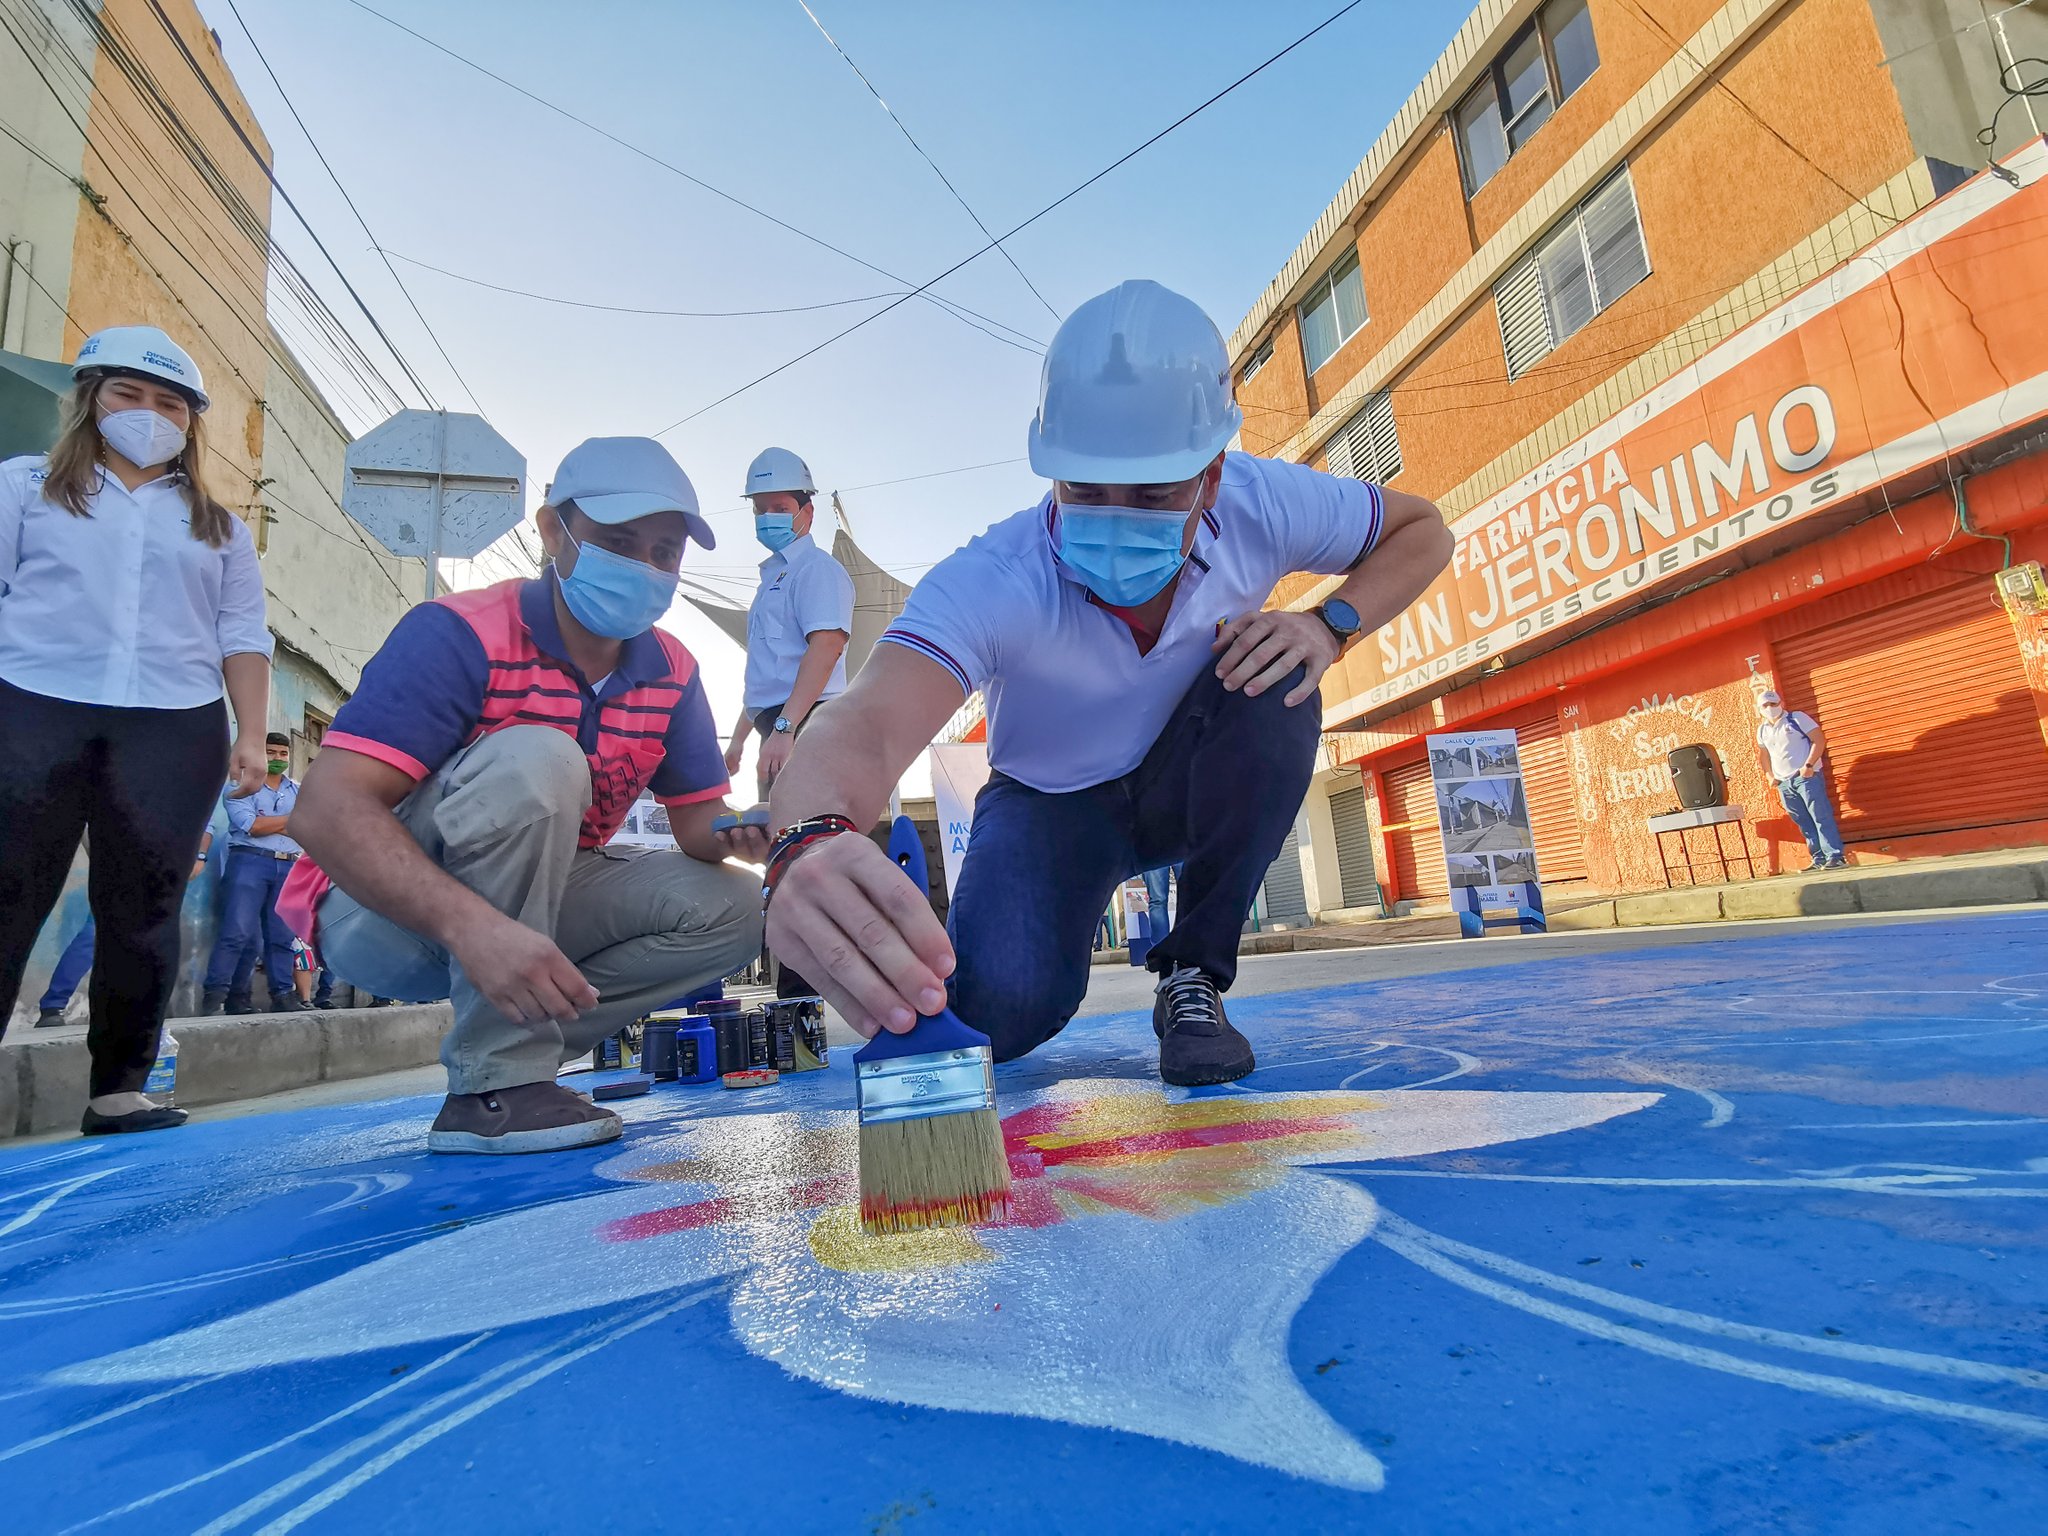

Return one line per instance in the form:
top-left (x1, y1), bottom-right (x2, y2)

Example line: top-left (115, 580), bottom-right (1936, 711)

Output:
top-left (343, 409), bottom-right (525, 596)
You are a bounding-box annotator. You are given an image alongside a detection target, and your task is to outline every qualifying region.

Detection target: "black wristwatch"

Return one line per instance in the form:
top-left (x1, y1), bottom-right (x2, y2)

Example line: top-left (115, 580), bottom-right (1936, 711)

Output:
top-left (1314, 597), bottom-right (1362, 647)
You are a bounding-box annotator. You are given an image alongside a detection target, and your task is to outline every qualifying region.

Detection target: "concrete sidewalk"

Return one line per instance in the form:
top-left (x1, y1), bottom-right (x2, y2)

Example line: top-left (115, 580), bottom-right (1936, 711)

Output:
top-left (1552, 846), bottom-right (2048, 929)
top-left (1, 1002), bottom-right (449, 1139)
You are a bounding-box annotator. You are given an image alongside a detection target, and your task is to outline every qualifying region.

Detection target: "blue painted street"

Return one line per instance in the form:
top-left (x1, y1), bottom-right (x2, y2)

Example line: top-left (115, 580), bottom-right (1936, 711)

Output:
top-left (3, 910), bottom-right (2044, 1534)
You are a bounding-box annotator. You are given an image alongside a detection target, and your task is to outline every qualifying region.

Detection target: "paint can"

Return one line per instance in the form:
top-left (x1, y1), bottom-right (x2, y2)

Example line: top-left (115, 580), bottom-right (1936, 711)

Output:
top-left (675, 1020), bottom-right (719, 1085)
top-left (711, 1009), bottom-right (750, 1076)
top-left (747, 1007), bottom-right (770, 1070)
top-left (640, 1015), bottom-right (684, 1081)
top-left (765, 997), bottom-right (827, 1071)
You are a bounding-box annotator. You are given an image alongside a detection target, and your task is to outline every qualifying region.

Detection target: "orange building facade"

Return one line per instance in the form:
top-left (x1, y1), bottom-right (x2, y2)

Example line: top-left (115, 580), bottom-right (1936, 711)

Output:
top-left (1230, 0), bottom-right (2048, 912)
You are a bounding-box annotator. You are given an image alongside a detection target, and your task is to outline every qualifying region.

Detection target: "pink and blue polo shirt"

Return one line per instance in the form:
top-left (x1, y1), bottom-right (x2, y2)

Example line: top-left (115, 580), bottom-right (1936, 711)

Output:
top-left (280, 576), bottom-right (728, 940)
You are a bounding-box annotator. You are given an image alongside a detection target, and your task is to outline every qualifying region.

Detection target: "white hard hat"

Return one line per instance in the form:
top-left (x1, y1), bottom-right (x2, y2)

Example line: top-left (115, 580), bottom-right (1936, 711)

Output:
top-left (744, 446), bottom-right (816, 498)
top-left (72, 325), bottom-right (210, 412)
top-left (548, 436), bottom-right (715, 549)
top-left (1027, 279), bottom-right (1241, 485)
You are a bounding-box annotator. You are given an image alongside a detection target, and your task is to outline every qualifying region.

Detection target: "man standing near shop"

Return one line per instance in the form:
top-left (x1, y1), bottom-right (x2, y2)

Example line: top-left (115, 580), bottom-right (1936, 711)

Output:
top-left (763, 280), bottom-right (1453, 1086)
top-left (201, 731), bottom-right (304, 1014)
top-left (284, 437), bottom-right (767, 1155)
top-left (1754, 689), bottom-right (1848, 870)
top-left (723, 447), bottom-right (853, 1002)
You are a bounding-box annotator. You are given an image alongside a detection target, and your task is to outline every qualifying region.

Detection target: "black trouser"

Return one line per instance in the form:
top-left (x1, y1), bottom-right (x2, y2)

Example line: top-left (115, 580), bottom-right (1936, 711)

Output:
top-left (946, 663), bottom-right (1320, 1061)
top-left (0, 678), bottom-right (226, 1095)
top-left (753, 699), bottom-right (821, 1000)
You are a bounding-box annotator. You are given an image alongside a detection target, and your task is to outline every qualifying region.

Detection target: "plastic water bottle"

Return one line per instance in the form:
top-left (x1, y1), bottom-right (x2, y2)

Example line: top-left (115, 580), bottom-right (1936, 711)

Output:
top-left (145, 1028), bottom-right (179, 1102)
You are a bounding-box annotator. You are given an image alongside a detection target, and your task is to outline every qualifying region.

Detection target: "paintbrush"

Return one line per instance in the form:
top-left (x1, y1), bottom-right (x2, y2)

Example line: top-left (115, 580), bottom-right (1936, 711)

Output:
top-left (854, 817), bottom-right (1011, 1235)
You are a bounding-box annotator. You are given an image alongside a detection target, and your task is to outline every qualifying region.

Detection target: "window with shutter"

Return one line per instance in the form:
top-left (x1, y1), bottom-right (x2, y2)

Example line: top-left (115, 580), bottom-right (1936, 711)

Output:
top-left (1325, 391), bottom-right (1402, 483)
top-left (1495, 255), bottom-right (1553, 380)
top-left (1495, 166), bottom-right (1650, 378)
top-left (1240, 338), bottom-right (1273, 385)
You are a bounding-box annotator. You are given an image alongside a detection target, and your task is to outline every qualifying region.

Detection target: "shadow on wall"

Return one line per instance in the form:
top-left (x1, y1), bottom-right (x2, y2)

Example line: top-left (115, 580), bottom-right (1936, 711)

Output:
top-left (1836, 689), bottom-right (2048, 846)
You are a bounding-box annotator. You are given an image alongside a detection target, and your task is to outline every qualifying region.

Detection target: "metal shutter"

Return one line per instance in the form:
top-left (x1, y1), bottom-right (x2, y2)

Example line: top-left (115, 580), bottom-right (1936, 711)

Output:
top-left (1494, 704), bottom-right (1588, 883)
top-left (1330, 785), bottom-right (1379, 908)
top-left (1325, 391), bottom-right (1402, 483)
top-left (1385, 757), bottom-right (1449, 902)
top-left (1583, 168), bottom-right (1651, 310)
top-left (1771, 578), bottom-right (2048, 841)
top-left (1260, 840), bottom-right (1309, 926)
top-left (1494, 253), bottom-right (1552, 380)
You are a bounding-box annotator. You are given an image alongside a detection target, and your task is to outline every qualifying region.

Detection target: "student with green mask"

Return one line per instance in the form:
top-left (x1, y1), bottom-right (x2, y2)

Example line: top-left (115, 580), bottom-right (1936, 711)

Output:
top-left (200, 730), bottom-right (307, 1014)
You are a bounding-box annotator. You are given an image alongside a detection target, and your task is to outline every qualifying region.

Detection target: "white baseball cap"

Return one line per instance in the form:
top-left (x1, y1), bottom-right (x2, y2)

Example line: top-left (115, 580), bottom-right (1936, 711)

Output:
top-left (1758, 689), bottom-right (1782, 705)
top-left (547, 437), bottom-right (714, 548)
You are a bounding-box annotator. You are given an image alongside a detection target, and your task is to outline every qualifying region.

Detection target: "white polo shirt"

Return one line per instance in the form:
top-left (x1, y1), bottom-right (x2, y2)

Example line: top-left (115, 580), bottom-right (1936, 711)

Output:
top-left (0, 455), bottom-right (273, 710)
top-left (743, 531), bottom-right (855, 711)
top-left (1756, 711), bottom-right (1822, 779)
top-left (880, 452), bottom-right (1384, 793)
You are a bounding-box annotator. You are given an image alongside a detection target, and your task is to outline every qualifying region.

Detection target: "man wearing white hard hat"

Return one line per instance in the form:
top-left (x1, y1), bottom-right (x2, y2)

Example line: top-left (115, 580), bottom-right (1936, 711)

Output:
top-left (1, 324), bottom-right (272, 1136)
top-left (765, 280), bottom-right (1453, 1085)
top-left (723, 447), bottom-right (855, 794)
top-left (287, 437), bottom-right (768, 1154)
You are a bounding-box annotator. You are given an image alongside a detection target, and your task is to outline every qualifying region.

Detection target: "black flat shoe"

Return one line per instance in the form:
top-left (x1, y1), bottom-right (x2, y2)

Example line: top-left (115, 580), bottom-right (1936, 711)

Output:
top-left (81, 1104), bottom-right (190, 1135)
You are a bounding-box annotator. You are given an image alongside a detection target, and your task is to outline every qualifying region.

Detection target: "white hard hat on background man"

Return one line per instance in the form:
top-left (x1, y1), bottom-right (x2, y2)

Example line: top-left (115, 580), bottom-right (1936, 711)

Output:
top-left (744, 446), bottom-right (816, 498)
top-left (1026, 279), bottom-right (1242, 486)
top-left (72, 325), bottom-right (210, 411)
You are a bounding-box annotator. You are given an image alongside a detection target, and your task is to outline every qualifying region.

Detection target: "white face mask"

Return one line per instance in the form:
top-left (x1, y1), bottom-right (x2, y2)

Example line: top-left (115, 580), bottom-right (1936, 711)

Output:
top-left (99, 407), bottom-right (187, 470)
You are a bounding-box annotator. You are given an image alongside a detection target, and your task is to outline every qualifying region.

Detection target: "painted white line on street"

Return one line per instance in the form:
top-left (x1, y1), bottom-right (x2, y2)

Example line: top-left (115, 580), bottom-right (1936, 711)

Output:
top-left (1375, 1226), bottom-right (2048, 1438)
top-left (0, 1169), bottom-right (121, 1238)
top-left (1377, 1212), bottom-right (2048, 1389)
top-left (249, 1286), bottom-right (723, 1534)
top-left (58, 1335), bottom-right (493, 1535)
top-left (0, 1373), bottom-right (224, 1463)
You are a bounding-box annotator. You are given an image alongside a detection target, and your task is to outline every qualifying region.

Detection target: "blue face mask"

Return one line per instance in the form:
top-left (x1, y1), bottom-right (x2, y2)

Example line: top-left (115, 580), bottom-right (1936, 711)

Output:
top-left (1054, 489), bottom-right (1203, 606)
top-left (557, 535), bottom-right (678, 639)
top-left (755, 513), bottom-right (798, 553)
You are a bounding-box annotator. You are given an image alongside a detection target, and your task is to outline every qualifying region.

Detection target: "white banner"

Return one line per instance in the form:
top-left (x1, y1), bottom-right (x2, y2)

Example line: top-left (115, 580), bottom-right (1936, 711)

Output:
top-left (928, 743), bottom-right (991, 897)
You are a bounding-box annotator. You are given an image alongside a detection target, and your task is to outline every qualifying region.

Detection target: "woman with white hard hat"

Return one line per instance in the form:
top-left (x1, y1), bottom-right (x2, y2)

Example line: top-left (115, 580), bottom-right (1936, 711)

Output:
top-left (0, 323), bottom-right (274, 1135)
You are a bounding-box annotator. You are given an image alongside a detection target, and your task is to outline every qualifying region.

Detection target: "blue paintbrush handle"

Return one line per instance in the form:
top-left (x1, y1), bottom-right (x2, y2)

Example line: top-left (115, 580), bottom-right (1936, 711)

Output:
top-left (853, 816), bottom-right (990, 1065)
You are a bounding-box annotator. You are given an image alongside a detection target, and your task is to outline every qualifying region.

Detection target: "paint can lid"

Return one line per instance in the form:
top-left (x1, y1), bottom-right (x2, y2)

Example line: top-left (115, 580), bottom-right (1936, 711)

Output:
top-left (721, 1068), bottom-right (779, 1090)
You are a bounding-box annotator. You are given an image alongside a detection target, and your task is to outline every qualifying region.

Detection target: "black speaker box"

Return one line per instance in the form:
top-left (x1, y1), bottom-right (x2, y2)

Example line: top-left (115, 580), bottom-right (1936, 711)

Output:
top-left (1667, 743), bottom-right (1728, 810)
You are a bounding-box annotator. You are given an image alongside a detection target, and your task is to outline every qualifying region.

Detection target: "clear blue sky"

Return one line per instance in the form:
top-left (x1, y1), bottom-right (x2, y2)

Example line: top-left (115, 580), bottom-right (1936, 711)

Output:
top-left (199, 0), bottom-right (1466, 764)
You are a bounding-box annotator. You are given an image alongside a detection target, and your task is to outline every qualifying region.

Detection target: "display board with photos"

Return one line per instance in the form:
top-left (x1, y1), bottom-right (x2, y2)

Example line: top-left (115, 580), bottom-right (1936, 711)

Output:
top-left (1424, 729), bottom-right (1543, 911)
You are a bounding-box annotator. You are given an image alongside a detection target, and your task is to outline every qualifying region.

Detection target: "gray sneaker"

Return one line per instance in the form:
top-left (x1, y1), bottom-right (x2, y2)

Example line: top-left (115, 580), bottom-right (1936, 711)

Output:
top-left (427, 1082), bottom-right (623, 1155)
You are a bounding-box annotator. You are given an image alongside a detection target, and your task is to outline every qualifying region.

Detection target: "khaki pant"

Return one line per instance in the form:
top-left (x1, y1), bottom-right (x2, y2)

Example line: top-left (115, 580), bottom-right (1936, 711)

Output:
top-left (318, 727), bottom-right (761, 1094)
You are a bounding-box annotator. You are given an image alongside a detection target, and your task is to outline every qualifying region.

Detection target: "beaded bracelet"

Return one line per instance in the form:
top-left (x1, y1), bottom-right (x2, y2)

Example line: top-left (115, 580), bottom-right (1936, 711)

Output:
top-left (760, 814), bottom-right (861, 911)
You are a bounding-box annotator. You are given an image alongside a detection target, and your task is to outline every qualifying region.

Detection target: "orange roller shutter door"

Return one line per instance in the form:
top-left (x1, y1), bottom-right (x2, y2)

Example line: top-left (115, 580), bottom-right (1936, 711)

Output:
top-left (1771, 578), bottom-right (2048, 842)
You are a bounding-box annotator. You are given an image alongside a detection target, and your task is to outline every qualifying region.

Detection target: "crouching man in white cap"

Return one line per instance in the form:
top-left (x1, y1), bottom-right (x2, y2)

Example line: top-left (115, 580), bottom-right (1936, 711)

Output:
top-left (285, 438), bottom-right (768, 1152)
top-left (763, 281), bottom-right (1453, 1085)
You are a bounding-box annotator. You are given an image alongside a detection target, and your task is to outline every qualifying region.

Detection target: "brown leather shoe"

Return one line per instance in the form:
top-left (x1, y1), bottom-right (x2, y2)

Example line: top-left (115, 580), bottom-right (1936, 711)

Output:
top-left (427, 1081), bottom-right (623, 1155)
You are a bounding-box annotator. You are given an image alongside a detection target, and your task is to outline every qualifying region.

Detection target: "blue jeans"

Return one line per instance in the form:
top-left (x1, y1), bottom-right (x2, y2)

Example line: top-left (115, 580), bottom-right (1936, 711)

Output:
top-left (947, 663), bottom-right (1319, 1062)
top-left (1777, 773), bottom-right (1844, 863)
top-left (37, 916), bottom-right (95, 1013)
top-left (1140, 863), bottom-right (1183, 927)
top-left (204, 850), bottom-right (298, 1000)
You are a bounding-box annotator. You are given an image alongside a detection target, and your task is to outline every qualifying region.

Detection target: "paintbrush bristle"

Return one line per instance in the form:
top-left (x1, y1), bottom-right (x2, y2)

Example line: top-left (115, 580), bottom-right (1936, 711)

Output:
top-left (859, 1105), bottom-right (1010, 1235)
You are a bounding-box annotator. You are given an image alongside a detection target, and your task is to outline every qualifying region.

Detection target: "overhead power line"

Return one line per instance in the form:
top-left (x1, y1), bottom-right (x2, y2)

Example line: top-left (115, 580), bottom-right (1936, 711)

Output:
top-left (793, 0), bottom-right (1060, 322)
top-left (219, 0), bottom-right (488, 417)
top-left (340, 0), bottom-right (1047, 355)
top-left (652, 0), bottom-right (1373, 434)
top-left (379, 248), bottom-right (909, 318)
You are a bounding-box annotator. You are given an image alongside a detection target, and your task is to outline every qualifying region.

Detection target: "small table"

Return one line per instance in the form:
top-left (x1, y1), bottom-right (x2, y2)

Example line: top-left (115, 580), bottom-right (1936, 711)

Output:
top-left (1647, 804), bottom-right (1757, 888)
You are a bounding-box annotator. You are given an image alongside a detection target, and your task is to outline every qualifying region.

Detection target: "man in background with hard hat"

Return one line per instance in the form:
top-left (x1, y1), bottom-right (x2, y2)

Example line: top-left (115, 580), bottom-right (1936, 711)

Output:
top-left (723, 447), bottom-right (855, 795)
top-left (724, 447), bottom-right (854, 1003)
top-left (762, 280), bottom-right (1453, 1087)
top-left (286, 437), bottom-right (767, 1154)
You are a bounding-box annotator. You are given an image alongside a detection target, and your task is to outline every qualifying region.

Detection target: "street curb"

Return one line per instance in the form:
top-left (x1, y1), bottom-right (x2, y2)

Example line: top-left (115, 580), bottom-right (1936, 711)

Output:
top-left (2, 1003), bottom-right (451, 1139)
top-left (1590, 855), bottom-right (2048, 933)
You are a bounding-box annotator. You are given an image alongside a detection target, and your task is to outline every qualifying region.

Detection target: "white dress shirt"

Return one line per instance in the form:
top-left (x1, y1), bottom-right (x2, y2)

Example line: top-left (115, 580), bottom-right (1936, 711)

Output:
top-left (880, 452), bottom-right (1384, 793)
top-left (0, 454), bottom-right (272, 709)
top-left (743, 530), bottom-right (854, 711)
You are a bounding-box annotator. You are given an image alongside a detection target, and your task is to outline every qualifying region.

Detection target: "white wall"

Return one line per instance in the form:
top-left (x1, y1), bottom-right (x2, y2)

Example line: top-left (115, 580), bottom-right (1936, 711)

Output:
top-left (0, 0), bottom-right (92, 356)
